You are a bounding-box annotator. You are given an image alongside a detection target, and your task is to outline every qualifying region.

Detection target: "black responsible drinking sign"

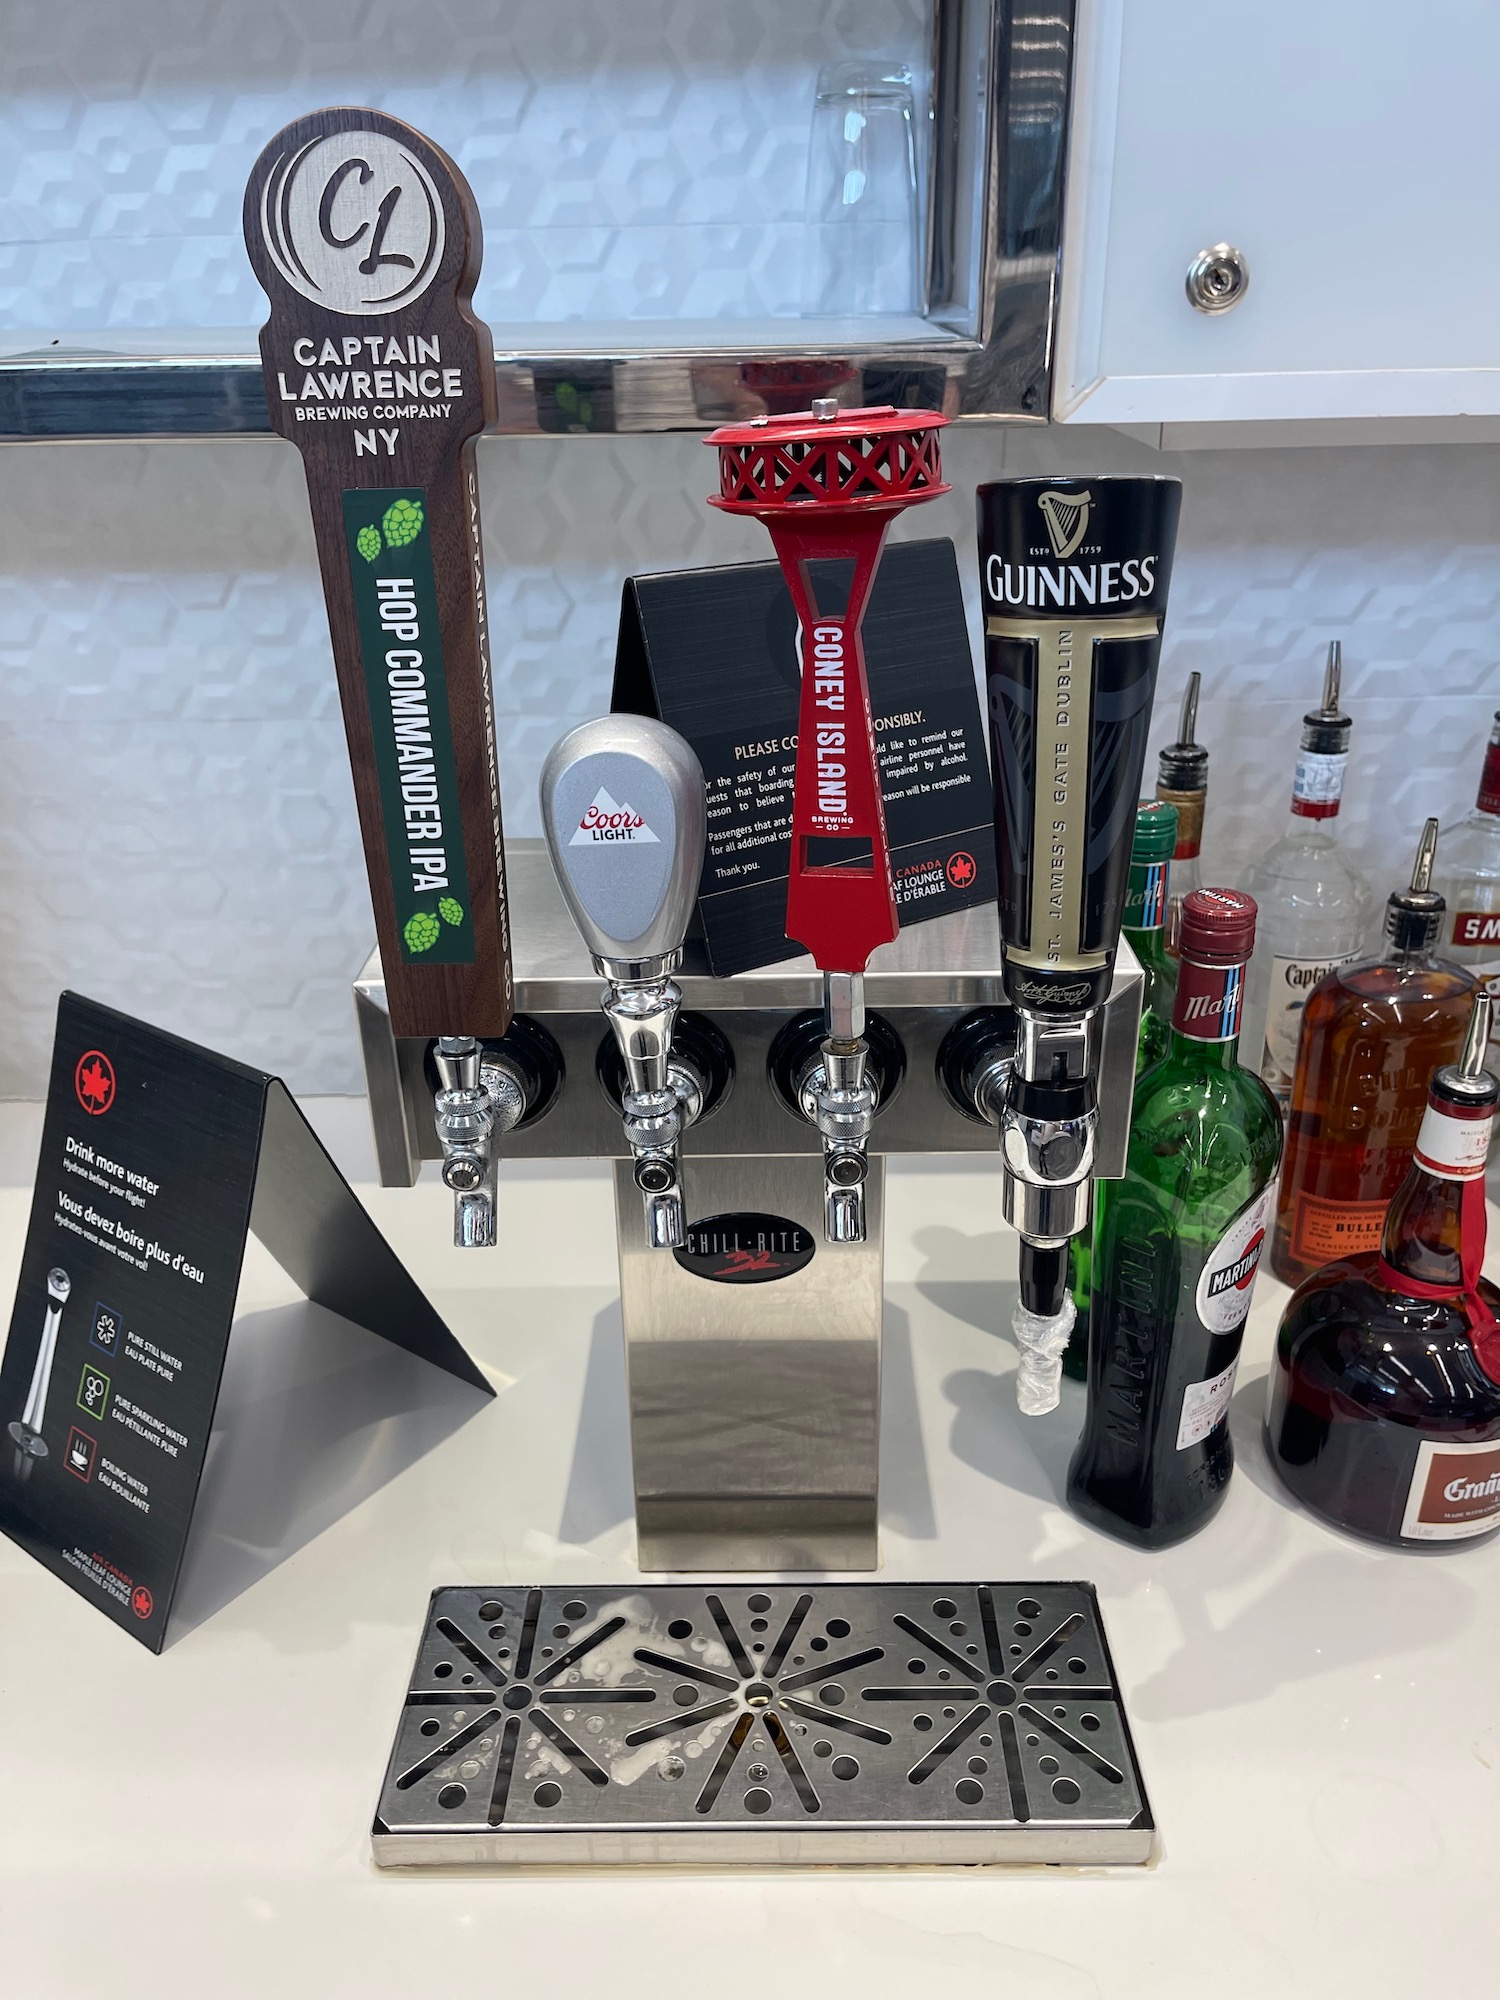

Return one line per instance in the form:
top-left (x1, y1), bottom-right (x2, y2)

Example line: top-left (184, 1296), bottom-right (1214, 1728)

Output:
top-left (611, 538), bottom-right (997, 977)
top-left (0, 994), bottom-right (490, 1652)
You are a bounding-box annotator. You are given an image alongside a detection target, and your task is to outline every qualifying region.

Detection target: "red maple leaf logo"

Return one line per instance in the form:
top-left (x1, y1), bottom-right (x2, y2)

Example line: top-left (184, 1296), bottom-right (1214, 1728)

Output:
top-left (131, 1585), bottom-right (153, 1620)
top-left (946, 850), bottom-right (977, 889)
top-left (74, 1050), bottom-right (116, 1115)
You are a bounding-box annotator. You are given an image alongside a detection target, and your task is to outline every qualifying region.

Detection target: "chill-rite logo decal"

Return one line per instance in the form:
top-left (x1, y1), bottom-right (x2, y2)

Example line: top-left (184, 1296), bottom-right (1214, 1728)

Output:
top-left (342, 488), bottom-right (476, 964)
top-left (570, 788), bottom-right (661, 846)
top-left (259, 128), bottom-right (445, 316)
top-left (674, 1213), bottom-right (816, 1284)
top-left (1037, 488), bottom-right (1093, 561)
top-left (74, 1050), bottom-right (115, 1117)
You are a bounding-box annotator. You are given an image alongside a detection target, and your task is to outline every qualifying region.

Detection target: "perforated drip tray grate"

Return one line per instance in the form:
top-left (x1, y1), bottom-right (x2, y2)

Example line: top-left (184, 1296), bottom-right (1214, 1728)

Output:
top-left (372, 1582), bottom-right (1154, 1867)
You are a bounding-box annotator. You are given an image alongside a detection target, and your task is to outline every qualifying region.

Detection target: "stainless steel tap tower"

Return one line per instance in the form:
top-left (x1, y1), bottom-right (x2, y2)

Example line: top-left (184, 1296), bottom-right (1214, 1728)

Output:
top-left (356, 841), bottom-right (1142, 1571)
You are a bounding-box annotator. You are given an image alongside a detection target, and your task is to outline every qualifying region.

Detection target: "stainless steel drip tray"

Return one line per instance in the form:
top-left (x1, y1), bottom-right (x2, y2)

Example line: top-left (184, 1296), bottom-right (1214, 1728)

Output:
top-left (372, 1582), bottom-right (1154, 1867)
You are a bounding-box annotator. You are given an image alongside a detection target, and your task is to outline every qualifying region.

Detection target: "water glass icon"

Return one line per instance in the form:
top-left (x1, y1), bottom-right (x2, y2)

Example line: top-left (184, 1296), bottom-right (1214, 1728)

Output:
top-left (803, 60), bottom-right (920, 318)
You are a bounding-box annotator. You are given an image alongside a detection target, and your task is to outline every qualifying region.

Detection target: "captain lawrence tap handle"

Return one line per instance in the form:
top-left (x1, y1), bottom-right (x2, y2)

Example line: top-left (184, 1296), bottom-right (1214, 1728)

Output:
top-left (243, 109), bottom-right (511, 1041)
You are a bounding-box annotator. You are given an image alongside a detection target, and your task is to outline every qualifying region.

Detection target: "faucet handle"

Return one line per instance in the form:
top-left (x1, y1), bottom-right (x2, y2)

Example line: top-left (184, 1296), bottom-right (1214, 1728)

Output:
top-left (539, 715), bottom-right (707, 975)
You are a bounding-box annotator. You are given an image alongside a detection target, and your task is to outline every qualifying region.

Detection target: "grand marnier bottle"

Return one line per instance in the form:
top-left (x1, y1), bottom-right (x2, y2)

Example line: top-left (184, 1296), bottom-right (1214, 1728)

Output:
top-left (1266, 993), bottom-right (1500, 1545)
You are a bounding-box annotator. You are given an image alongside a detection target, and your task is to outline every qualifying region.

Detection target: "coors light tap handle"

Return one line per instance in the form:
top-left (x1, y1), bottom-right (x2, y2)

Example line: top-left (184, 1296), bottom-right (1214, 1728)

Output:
top-left (243, 111), bottom-right (511, 1045)
top-left (977, 476), bottom-right (1183, 1365)
top-left (705, 400), bottom-right (949, 1241)
top-left (540, 715), bottom-right (708, 1251)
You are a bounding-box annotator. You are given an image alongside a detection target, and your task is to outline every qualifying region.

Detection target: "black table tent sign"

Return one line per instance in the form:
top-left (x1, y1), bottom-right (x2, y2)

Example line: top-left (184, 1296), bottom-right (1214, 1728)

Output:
top-left (0, 993), bottom-right (490, 1652)
top-left (611, 537), bottom-right (998, 977)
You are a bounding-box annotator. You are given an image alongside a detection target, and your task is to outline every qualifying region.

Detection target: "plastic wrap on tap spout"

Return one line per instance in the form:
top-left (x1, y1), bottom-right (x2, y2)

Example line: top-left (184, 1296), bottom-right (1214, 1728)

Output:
top-left (1012, 1297), bottom-right (1076, 1416)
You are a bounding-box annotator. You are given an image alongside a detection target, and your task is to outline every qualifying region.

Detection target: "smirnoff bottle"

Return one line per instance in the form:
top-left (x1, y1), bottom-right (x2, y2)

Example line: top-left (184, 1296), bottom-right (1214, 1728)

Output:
top-left (1266, 993), bottom-right (1500, 1546)
top-left (1432, 711), bottom-right (1500, 1048)
top-left (1068, 889), bottom-right (1282, 1547)
top-left (1155, 671), bottom-right (1207, 954)
top-left (1241, 643), bottom-right (1373, 1115)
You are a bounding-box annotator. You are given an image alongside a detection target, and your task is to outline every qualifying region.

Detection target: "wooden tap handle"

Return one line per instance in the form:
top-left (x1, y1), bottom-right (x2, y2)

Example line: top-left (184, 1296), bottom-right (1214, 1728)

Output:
top-left (244, 108), bottom-right (512, 1039)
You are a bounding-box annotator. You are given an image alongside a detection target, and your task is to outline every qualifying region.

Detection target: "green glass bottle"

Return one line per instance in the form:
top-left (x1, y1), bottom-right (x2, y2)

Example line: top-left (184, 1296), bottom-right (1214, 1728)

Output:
top-left (1068, 889), bottom-right (1282, 1546)
top-left (1065, 800), bottom-right (1180, 1378)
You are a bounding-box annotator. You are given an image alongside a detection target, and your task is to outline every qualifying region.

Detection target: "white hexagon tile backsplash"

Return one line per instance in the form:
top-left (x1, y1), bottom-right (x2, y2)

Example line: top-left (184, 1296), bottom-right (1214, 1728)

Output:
top-left (1, 423), bottom-right (1499, 1095)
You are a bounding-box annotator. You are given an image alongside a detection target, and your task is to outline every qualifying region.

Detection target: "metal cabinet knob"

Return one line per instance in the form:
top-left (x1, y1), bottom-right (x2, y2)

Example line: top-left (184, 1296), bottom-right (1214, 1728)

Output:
top-left (1185, 242), bottom-right (1249, 314)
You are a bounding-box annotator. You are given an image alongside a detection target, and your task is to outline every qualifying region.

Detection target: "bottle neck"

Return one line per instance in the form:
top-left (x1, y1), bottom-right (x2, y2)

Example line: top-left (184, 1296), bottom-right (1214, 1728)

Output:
top-left (1380, 1091), bottom-right (1494, 1291)
top-left (1289, 745), bottom-right (1348, 821)
top-left (1123, 856), bottom-right (1172, 968)
top-left (1477, 735), bottom-right (1500, 816)
top-left (1155, 782), bottom-right (1205, 861)
top-left (1168, 953), bottom-right (1246, 1069)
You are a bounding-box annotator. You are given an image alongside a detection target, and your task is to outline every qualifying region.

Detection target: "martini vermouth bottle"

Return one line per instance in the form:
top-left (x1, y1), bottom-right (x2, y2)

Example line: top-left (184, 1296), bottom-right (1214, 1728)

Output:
top-left (1266, 992), bottom-right (1500, 1546)
top-left (1066, 799), bottom-right (1179, 1379)
top-left (1241, 643), bottom-right (1373, 1117)
top-left (1068, 889), bottom-right (1282, 1547)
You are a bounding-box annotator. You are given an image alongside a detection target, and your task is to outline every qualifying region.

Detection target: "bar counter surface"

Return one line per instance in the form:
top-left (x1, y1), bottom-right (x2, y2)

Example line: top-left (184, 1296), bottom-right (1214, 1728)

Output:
top-left (0, 1099), bottom-right (1492, 1999)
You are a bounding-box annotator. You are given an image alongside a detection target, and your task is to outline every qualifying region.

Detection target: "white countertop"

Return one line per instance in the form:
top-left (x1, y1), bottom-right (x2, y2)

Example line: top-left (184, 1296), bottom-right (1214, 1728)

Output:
top-left (0, 1099), bottom-right (1495, 2000)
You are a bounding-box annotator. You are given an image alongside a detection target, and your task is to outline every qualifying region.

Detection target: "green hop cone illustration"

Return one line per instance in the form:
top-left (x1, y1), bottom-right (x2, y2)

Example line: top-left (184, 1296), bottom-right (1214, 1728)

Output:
top-left (403, 909), bottom-right (441, 955)
top-left (437, 896), bottom-right (464, 927)
top-left (382, 497), bottom-right (425, 549)
top-left (355, 523), bottom-right (382, 563)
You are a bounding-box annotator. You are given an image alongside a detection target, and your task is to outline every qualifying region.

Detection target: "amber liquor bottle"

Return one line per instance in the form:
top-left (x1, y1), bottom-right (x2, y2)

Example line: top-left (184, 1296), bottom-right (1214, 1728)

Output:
top-left (1068, 890), bottom-right (1282, 1547)
top-left (1271, 818), bottom-right (1476, 1286)
top-left (1266, 993), bottom-right (1500, 1545)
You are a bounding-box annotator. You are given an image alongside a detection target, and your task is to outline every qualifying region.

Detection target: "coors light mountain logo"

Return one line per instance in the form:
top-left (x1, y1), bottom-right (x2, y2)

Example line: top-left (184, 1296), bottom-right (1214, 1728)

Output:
top-left (258, 128), bottom-right (446, 315)
top-left (570, 788), bottom-right (661, 845)
top-left (1037, 487), bottom-right (1093, 560)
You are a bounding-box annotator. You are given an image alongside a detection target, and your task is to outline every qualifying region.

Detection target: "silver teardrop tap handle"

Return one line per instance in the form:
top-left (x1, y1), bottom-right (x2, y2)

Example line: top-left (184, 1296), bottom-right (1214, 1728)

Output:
top-left (432, 1035), bottom-right (527, 1249)
top-left (9, 1266), bottom-right (69, 1457)
top-left (540, 715), bottom-right (708, 1250)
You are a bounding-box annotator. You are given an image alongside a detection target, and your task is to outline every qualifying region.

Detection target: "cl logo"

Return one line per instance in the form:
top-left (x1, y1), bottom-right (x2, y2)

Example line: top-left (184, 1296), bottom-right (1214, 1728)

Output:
top-left (259, 129), bottom-right (445, 315)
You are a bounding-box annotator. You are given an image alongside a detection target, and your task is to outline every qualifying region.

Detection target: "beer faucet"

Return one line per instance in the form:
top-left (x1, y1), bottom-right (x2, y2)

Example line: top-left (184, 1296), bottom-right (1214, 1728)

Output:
top-left (7, 1266), bottom-right (70, 1459)
top-left (540, 715), bottom-right (708, 1250)
top-left (431, 1038), bottom-right (529, 1248)
top-left (975, 475), bottom-right (1183, 1411)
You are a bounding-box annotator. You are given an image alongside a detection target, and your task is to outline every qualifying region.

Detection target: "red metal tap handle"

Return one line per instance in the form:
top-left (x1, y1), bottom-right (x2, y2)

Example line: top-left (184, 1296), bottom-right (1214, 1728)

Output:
top-left (705, 405), bottom-right (949, 974)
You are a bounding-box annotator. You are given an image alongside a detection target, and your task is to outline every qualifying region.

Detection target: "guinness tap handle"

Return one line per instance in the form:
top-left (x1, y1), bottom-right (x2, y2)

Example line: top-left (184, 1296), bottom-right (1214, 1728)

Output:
top-left (977, 476), bottom-right (1183, 1405)
top-left (540, 716), bottom-right (708, 1250)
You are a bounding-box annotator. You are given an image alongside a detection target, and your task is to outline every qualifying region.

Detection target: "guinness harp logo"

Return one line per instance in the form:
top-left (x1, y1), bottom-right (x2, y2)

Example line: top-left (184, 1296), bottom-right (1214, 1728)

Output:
top-left (1037, 488), bottom-right (1092, 561)
top-left (259, 129), bottom-right (445, 315)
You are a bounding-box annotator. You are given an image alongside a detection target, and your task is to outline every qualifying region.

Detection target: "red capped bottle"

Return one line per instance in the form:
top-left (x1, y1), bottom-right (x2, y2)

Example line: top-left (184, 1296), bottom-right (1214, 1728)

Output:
top-left (1266, 992), bottom-right (1500, 1545)
top-left (1068, 889), bottom-right (1282, 1547)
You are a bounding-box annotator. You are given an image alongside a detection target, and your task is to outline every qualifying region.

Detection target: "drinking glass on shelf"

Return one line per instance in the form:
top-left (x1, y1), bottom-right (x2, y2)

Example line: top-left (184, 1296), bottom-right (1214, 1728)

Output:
top-left (802, 60), bottom-right (919, 318)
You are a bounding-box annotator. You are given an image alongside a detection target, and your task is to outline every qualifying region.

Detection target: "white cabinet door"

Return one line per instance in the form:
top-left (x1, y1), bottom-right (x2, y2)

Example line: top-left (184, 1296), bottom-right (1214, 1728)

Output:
top-left (1054, 0), bottom-right (1500, 423)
